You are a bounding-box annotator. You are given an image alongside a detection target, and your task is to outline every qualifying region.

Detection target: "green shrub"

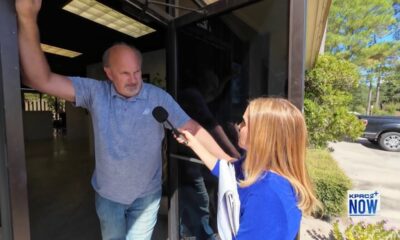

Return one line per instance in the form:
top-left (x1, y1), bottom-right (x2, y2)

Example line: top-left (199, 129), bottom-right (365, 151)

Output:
top-left (373, 108), bottom-right (394, 116)
top-left (305, 55), bottom-right (365, 148)
top-left (333, 220), bottom-right (400, 240)
top-left (353, 105), bottom-right (367, 115)
top-left (307, 149), bottom-right (352, 218)
top-left (382, 102), bottom-right (399, 114)
top-left (372, 102), bottom-right (400, 116)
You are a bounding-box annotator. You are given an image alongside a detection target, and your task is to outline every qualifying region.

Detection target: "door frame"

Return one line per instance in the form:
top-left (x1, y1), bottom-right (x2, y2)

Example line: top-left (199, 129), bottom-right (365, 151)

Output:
top-left (0, 0), bottom-right (31, 239)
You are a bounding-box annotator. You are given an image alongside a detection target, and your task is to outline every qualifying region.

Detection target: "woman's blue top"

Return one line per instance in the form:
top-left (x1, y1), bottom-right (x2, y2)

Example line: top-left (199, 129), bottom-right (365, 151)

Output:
top-left (211, 158), bottom-right (301, 240)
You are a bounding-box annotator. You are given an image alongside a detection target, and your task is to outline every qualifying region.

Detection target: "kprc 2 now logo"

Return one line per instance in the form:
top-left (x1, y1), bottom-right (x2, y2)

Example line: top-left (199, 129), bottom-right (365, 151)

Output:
top-left (348, 190), bottom-right (380, 216)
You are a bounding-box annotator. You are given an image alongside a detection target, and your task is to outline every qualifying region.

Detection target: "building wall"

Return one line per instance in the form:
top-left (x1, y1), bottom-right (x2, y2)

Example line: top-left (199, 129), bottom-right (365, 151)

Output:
top-left (142, 49), bottom-right (166, 88)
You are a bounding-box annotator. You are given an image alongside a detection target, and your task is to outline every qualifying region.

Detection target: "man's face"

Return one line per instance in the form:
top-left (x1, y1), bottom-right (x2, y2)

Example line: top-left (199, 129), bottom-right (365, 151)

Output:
top-left (104, 46), bottom-right (142, 98)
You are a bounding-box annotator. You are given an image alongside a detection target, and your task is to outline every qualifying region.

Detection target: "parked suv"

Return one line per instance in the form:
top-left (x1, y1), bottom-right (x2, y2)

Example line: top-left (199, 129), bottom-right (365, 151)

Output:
top-left (357, 115), bottom-right (400, 152)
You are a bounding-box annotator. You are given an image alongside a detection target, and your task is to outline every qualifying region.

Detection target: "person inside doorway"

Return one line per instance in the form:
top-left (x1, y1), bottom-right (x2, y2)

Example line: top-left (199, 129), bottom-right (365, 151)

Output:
top-left (177, 63), bottom-right (241, 239)
top-left (15, 0), bottom-right (233, 239)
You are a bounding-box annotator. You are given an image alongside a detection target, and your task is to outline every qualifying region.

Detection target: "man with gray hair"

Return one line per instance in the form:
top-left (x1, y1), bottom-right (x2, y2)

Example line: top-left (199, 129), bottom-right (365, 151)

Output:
top-left (16, 0), bottom-right (232, 239)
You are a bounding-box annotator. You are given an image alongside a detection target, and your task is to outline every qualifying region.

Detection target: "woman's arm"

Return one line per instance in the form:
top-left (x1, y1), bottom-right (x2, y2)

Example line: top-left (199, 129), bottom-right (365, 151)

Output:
top-left (176, 130), bottom-right (219, 170)
top-left (180, 120), bottom-right (235, 161)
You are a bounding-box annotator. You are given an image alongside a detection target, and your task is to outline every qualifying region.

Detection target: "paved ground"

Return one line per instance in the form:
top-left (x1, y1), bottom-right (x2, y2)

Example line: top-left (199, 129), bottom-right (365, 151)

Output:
top-left (300, 139), bottom-right (400, 239)
top-left (300, 216), bottom-right (334, 239)
top-left (330, 139), bottom-right (400, 229)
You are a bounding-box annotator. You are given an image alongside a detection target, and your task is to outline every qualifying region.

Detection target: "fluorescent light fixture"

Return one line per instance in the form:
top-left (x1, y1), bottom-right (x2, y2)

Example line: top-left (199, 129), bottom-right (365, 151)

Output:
top-left (63, 0), bottom-right (156, 38)
top-left (203, 0), bottom-right (219, 5)
top-left (41, 43), bottom-right (82, 58)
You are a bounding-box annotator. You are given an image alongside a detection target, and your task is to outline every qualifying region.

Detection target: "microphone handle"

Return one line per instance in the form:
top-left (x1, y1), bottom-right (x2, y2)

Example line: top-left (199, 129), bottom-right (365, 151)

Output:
top-left (166, 120), bottom-right (186, 140)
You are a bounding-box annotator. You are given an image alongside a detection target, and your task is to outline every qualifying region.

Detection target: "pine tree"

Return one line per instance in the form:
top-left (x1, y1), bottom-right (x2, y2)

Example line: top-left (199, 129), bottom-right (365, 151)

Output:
top-left (326, 0), bottom-right (400, 114)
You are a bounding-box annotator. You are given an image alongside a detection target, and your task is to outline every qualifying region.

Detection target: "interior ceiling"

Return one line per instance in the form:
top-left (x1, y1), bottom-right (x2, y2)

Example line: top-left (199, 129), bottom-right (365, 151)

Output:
top-left (38, 0), bottom-right (170, 76)
top-left (232, 0), bottom-right (273, 33)
top-left (36, 0), bottom-right (224, 76)
top-left (36, 0), bottom-right (258, 76)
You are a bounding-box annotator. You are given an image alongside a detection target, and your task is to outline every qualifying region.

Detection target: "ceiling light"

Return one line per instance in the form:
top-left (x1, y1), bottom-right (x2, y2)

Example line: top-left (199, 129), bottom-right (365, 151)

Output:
top-left (41, 44), bottom-right (82, 58)
top-left (63, 0), bottom-right (156, 38)
top-left (203, 0), bottom-right (219, 5)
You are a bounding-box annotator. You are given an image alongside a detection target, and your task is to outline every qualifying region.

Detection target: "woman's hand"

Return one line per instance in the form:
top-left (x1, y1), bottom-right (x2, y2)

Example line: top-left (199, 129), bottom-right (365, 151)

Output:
top-left (175, 129), bottom-right (219, 170)
top-left (175, 129), bottom-right (198, 148)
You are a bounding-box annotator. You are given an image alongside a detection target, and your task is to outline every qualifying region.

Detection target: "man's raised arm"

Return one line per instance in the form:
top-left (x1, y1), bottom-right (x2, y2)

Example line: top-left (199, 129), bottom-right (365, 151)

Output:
top-left (16, 0), bottom-right (75, 102)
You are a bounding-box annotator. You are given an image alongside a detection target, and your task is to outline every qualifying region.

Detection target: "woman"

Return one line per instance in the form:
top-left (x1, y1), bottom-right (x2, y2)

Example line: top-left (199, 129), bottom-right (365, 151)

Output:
top-left (178, 97), bottom-right (319, 239)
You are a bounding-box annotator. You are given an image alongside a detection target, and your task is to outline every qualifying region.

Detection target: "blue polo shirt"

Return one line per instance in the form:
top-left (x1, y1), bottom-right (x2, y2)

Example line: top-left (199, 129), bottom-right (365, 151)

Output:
top-left (70, 77), bottom-right (190, 204)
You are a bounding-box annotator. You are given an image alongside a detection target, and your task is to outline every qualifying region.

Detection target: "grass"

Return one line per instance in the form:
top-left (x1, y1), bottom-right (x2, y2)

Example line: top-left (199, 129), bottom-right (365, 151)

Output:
top-left (306, 148), bottom-right (352, 218)
top-left (306, 149), bottom-right (351, 184)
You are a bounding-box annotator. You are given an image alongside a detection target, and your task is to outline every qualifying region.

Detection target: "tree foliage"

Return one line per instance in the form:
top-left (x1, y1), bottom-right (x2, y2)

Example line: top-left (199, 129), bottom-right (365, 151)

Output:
top-left (381, 72), bottom-right (400, 103)
top-left (326, 0), bottom-right (397, 65)
top-left (326, 0), bottom-right (400, 113)
top-left (349, 84), bottom-right (370, 114)
top-left (305, 55), bottom-right (365, 148)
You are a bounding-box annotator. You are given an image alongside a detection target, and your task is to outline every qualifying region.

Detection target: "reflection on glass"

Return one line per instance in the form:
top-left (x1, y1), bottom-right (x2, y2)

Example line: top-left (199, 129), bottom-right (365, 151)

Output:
top-left (176, 0), bottom-right (289, 238)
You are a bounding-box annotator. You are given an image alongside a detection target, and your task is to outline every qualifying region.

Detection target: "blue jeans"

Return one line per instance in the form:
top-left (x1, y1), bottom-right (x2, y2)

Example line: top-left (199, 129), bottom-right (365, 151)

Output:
top-left (95, 189), bottom-right (161, 240)
top-left (180, 162), bottom-right (217, 239)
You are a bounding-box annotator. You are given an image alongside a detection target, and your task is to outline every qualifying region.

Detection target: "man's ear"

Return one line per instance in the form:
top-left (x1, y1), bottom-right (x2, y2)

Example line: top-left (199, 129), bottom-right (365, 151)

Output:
top-left (104, 67), bottom-right (112, 81)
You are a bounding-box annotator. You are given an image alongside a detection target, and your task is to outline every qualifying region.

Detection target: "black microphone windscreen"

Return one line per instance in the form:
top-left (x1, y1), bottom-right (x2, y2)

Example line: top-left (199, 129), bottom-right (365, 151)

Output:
top-left (152, 106), bottom-right (169, 123)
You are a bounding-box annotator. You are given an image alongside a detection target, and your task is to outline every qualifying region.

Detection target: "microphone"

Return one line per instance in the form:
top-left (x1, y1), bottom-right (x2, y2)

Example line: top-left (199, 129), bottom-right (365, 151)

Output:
top-left (152, 106), bottom-right (183, 138)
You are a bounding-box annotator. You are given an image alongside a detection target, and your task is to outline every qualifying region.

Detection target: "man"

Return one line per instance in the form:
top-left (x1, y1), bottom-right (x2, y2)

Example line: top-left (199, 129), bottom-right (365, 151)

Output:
top-left (16, 0), bottom-right (232, 239)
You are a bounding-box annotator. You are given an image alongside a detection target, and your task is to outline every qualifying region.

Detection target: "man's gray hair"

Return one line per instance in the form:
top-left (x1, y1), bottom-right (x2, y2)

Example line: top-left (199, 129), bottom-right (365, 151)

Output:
top-left (102, 42), bottom-right (142, 67)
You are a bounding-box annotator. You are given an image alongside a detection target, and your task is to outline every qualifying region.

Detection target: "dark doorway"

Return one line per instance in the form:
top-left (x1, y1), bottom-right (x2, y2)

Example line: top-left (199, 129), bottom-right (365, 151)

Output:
top-left (173, 0), bottom-right (290, 239)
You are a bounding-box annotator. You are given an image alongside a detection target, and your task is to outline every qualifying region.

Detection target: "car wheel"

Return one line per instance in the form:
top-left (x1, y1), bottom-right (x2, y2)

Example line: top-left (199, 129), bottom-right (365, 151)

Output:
top-left (379, 132), bottom-right (400, 152)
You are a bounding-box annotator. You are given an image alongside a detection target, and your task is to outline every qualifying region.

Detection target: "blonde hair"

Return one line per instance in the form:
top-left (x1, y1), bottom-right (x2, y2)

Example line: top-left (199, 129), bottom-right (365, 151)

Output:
top-left (239, 97), bottom-right (319, 215)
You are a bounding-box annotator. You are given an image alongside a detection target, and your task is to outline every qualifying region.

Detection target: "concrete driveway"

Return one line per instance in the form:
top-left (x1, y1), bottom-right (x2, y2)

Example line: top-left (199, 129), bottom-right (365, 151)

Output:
top-left (329, 139), bottom-right (400, 228)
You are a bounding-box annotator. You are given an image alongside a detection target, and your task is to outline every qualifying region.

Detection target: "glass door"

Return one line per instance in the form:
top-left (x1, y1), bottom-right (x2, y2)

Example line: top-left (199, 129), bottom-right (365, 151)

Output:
top-left (171, 1), bottom-right (290, 238)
